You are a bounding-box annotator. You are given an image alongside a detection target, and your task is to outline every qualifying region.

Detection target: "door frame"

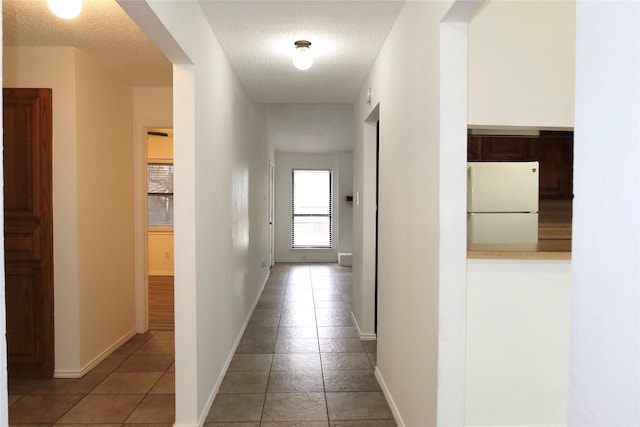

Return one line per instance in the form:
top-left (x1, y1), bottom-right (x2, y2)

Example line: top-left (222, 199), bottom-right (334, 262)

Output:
top-left (134, 121), bottom-right (172, 333)
top-left (269, 161), bottom-right (275, 267)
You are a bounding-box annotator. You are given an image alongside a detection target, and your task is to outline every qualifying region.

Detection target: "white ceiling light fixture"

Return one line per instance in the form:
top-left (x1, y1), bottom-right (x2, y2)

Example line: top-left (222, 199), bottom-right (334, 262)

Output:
top-left (47, 0), bottom-right (82, 19)
top-left (292, 40), bottom-right (313, 71)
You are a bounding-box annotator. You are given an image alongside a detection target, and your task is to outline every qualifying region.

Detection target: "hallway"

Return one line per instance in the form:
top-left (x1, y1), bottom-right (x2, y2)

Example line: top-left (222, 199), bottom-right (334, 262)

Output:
top-left (205, 262), bottom-right (393, 425)
top-left (8, 263), bottom-right (394, 426)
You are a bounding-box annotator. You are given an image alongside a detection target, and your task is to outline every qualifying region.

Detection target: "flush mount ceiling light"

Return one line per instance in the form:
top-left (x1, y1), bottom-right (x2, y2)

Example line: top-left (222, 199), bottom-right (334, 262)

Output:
top-left (47, 0), bottom-right (82, 19)
top-left (292, 40), bottom-right (313, 71)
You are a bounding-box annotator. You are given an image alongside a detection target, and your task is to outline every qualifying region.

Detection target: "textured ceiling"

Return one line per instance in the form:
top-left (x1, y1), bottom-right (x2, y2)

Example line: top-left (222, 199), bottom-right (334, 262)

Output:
top-left (267, 104), bottom-right (354, 152)
top-left (199, 1), bottom-right (405, 103)
top-left (3, 0), bottom-right (173, 87)
top-left (3, 0), bottom-right (404, 104)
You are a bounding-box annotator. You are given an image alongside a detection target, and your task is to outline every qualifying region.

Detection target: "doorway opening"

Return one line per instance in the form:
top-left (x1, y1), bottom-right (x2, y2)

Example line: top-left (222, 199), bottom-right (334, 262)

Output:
top-left (145, 128), bottom-right (175, 331)
top-left (362, 104), bottom-right (380, 339)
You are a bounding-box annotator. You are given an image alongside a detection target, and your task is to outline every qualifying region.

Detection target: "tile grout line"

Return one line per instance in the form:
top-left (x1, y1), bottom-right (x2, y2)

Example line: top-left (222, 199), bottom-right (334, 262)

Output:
top-left (50, 331), bottom-right (159, 425)
top-left (311, 265), bottom-right (332, 425)
top-left (260, 263), bottom-right (289, 424)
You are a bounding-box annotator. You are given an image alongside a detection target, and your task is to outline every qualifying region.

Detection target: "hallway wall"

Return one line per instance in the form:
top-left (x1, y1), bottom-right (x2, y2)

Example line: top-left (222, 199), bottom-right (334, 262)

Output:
top-left (3, 46), bottom-right (136, 377)
top-left (75, 48), bottom-right (135, 370)
top-left (353, 2), bottom-right (455, 425)
top-left (569, 2), bottom-right (640, 424)
top-left (119, 2), bottom-right (274, 424)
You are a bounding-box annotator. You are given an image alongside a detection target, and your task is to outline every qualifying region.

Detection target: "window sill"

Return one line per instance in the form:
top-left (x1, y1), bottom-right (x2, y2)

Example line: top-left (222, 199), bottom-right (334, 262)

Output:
top-left (148, 226), bottom-right (174, 233)
top-left (290, 247), bottom-right (333, 251)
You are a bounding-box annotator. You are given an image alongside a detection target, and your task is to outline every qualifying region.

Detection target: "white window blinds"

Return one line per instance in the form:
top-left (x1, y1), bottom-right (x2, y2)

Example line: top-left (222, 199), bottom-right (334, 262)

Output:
top-left (291, 169), bottom-right (332, 248)
top-left (148, 163), bottom-right (174, 227)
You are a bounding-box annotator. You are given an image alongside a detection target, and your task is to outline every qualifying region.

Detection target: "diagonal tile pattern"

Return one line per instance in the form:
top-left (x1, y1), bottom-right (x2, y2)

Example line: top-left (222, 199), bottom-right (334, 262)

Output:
top-left (7, 264), bottom-right (392, 426)
top-left (8, 331), bottom-right (175, 426)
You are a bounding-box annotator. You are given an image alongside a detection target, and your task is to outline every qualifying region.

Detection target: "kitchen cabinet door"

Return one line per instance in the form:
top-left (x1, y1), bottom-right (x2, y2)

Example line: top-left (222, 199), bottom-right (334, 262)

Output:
top-left (532, 132), bottom-right (574, 199)
top-left (481, 136), bottom-right (530, 161)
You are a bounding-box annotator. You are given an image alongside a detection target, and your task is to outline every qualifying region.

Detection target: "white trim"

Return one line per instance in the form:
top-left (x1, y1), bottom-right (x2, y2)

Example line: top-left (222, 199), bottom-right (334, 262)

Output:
top-left (54, 328), bottom-right (137, 378)
top-left (350, 310), bottom-right (376, 340)
top-left (189, 271), bottom-right (270, 427)
top-left (466, 425), bottom-right (566, 427)
top-left (269, 161), bottom-right (275, 267)
top-left (437, 1), bottom-right (486, 423)
top-left (375, 366), bottom-right (406, 427)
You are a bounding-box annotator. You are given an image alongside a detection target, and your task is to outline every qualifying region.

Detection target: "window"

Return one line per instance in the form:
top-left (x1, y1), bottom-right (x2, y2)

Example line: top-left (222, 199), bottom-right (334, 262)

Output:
top-left (291, 169), bottom-right (332, 248)
top-left (148, 163), bottom-right (174, 227)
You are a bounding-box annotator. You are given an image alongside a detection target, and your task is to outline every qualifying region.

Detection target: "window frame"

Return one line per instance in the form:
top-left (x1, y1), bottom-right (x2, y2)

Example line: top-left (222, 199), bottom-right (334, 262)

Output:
top-left (291, 168), bottom-right (333, 249)
top-left (147, 161), bottom-right (174, 229)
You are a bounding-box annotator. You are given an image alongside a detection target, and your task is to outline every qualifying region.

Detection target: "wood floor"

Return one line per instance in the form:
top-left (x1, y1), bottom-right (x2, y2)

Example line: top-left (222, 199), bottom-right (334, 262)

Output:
top-left (149, 275), bottom-right (174, 331)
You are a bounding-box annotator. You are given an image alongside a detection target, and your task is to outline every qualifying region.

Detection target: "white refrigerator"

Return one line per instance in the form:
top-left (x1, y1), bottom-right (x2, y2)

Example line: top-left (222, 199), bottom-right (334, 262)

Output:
top-left (467, 161), bottom-right (539, 244)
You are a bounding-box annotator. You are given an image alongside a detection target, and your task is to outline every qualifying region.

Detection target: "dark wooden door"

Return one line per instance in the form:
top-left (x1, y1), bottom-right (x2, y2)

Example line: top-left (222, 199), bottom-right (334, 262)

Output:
top-left (3, 88), bottom-right (54, 378)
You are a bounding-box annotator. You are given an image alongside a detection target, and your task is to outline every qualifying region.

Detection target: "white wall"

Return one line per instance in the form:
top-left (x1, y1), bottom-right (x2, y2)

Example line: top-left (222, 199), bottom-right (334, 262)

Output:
top-left (438, 3), bottom-right (484, 422)
top-left (120, 2), bottom-right (273, 424)
top-left (352, 2), bottom-right (455, 425)
top-left (148, 231), bottom-right (174, 275)
top-left (274, 152), bottom-right (352, 263)
top-left (3, 46), bottom-right (136, 376)
top-left (75, 49), bottom-right (136, 369)
top-left (337, 151), bottom-right (354, 254)
top-left (569, 2), bottom-right (640, 425)
top-left (466, 259), bottom-right (571, 426)
top-left (468, 0), bottom-right (575, 128)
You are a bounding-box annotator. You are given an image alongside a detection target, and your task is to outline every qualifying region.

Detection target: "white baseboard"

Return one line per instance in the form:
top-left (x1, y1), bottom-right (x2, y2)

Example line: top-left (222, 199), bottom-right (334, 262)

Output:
top-left (54, 328), bottom-right (137, 378)
top-left (350, 310), bottom-right (376, 340)
top-left (375, 366), bottom-right (406, 427)
top-left (192, 270), bottom-right (270, 427)
top-left (467, 425), bottom-right (566, 427)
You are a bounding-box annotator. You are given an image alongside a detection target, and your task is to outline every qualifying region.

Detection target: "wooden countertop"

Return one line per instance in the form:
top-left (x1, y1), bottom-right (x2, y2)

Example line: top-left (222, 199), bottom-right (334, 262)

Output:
top-left (468, 239), bottom-right (571, 260)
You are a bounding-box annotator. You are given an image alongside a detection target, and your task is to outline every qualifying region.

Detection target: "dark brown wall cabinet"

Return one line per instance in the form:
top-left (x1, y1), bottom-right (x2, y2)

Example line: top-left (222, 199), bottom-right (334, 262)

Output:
top-left (467, 131), bottom-right (573, 199)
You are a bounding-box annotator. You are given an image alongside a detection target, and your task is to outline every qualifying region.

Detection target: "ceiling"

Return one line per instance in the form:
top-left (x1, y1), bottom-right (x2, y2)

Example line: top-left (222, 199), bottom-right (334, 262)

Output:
top-left (3, 0), bottom-right (404, 104)
top-left (3, 0), bottom-right (173, 87)
top-left (199, 1), bottom-right (404, 103)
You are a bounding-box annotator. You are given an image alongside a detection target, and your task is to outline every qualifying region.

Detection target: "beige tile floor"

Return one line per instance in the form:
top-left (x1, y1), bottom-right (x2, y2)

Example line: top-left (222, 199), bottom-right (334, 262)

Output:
top-left (8, 263), bottom-right (395, 426)
top-left (205, 263), bottom-right (394, 426)
top-left (8, 330), bottom-right (175, 426)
